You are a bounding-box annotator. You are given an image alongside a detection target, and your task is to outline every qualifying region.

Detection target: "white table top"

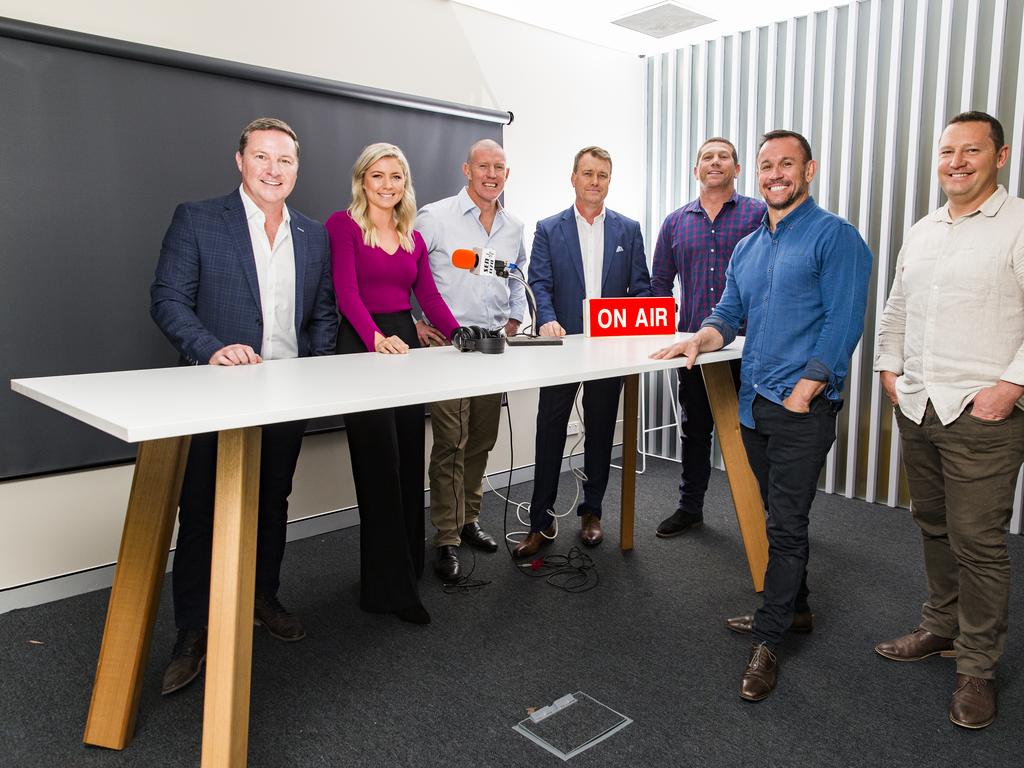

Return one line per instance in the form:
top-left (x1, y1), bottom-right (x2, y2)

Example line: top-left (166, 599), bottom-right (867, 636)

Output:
top-left (11, 334), bottom-right (743, 443)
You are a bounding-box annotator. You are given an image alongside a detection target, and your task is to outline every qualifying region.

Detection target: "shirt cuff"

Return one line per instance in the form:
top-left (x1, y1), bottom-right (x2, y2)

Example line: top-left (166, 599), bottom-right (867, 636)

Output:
top-left (700, 316), bottom-right (737, 347)
top-left (801, 358), bottom-right (832, 382)
top-left (872, 354), bottom-right (903, 374)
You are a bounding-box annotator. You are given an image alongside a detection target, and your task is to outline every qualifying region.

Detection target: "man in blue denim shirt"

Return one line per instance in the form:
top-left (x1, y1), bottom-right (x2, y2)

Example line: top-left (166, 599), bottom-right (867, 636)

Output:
top-left (653, 130), bottom-right (872, 702)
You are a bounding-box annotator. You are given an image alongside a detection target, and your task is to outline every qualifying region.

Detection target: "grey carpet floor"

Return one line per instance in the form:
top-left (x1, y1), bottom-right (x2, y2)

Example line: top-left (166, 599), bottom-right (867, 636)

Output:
top-left (1, 457), bottom-right (1021, 767)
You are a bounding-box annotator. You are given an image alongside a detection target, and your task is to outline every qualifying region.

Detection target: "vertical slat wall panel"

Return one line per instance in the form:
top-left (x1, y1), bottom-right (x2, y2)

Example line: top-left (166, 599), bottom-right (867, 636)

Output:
top-left (644, 0), bottom-right (1024, 532)
top-left (927, 1), bottom-right (954, 213)
top-left (847, 0), bottom-right (882, 498)
top-left (887, 0), bottom-right (930, 508)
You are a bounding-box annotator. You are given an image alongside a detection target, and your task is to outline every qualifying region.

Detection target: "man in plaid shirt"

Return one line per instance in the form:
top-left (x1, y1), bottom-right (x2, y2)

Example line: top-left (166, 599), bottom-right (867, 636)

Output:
top-left (651, 137), bottom-right (765, 538)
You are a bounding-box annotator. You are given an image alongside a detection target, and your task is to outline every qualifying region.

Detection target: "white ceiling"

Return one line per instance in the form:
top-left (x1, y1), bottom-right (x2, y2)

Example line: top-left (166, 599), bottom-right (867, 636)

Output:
top-left (452, 0), bottom-right (848, 56)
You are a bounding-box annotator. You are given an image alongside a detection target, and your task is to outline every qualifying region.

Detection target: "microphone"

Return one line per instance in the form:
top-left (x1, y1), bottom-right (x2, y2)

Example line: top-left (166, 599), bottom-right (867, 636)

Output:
top-left (450, 247), bottom-right (562, 347)
top-left (451, 247), bottom-right (509, 278)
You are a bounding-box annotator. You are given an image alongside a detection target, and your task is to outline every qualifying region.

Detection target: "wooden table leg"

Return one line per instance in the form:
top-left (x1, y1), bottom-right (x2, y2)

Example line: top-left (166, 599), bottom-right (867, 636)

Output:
top-left (84, 436), bottom-right (191, 749)
top-left (201, 427), bottom-right (261, 768)
top-left (619, 374), bottom-right (639, 552)
top-left (701, 361), bottom-right (768, 592)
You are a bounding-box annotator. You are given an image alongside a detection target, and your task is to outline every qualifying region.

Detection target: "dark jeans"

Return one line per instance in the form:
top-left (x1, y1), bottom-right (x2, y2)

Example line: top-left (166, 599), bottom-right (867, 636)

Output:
top-left (173, 419), bottom-right (307, 630)
top-left (741, 395), bottom-right (838, 648)
top-left (530, 377), bottom-right (622, 531)
top-left (896, 401), bottom-right (1024, 678)
top-left (676, 359), bottom-right (741, 514)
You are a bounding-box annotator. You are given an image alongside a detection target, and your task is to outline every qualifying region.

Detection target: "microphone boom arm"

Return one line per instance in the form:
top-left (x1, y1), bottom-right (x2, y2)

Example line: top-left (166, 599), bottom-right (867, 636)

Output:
top-left (505, 265), bottom-right (537, 337)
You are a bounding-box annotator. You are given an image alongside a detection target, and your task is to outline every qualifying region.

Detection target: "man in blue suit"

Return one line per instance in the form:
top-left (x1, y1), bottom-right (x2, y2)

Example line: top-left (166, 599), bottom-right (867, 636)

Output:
top-left (150, 117), bottom-right (337, 694)
top-left (514, 146), bottom-right (651, 557)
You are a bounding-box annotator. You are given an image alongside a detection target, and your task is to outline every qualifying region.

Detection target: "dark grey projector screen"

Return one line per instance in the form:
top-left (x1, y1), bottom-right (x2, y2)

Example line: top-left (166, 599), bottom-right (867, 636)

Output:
top-left (0, 18), bottom-right (507, 480)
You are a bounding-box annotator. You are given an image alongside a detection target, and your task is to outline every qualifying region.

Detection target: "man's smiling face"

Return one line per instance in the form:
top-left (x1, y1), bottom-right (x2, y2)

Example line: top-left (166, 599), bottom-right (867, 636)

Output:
top-left (235, 129), bottom-right (298, 212)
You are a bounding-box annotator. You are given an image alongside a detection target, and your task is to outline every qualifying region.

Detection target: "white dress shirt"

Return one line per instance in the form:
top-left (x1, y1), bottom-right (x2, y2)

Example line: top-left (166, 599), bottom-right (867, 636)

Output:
top-left (575, 205), bottom-right (606, 299)
top-left (239, 185), bottom-right (298, 360)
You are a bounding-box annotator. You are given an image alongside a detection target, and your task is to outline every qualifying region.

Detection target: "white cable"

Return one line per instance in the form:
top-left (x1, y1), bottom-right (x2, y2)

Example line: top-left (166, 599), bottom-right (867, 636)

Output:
top-left (487, 383), bottom-right (588, 544)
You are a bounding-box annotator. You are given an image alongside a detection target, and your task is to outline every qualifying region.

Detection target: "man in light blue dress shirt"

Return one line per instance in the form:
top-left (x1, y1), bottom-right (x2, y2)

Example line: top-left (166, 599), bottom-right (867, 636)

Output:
top-left (416, 139), bottom-right (527, 582)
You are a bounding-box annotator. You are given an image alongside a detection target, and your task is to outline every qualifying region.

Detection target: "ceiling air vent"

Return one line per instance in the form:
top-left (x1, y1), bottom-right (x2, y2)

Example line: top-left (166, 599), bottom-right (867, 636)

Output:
top-left (611, 1), bottom-right (715, 39)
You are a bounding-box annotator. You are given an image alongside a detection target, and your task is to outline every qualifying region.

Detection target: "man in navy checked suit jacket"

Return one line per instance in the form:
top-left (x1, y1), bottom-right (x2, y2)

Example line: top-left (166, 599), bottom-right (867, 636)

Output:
top-left (150, 118), bottom-right (337, 695)
top-left (514, 146), bottom-right (651, 558)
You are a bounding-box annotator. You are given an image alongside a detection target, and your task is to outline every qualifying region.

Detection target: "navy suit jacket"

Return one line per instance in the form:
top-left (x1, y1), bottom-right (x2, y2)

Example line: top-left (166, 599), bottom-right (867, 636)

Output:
top-left (528, 206), bottom-right (651, 335)
top-left (151, 190), bottom-right (338, 365)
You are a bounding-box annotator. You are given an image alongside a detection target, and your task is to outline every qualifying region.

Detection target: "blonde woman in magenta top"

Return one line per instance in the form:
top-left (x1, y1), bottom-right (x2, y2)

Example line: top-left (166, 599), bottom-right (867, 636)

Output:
top-left (327, 143), bottom-right (459, 625)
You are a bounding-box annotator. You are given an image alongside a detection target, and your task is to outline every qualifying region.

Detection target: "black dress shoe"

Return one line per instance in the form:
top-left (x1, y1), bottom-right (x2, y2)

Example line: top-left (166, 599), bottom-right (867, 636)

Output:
top-left (461, 521), bottom-right (498, 552)
top-left (434, 545), bottom-right (461, 583)
top-left (394, 603), bottom-right (431, 624)
top-left (254, 593), bottom-right (306, 641)
top-left (656, 509), bottom-right (703, 538)
top-left (161, 628), bottom-right (207, 695)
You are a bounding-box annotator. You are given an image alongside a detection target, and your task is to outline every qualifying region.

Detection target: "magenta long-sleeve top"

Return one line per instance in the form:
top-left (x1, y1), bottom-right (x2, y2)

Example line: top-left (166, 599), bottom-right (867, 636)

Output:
top-left (326, 210), bottom-right (459, 352)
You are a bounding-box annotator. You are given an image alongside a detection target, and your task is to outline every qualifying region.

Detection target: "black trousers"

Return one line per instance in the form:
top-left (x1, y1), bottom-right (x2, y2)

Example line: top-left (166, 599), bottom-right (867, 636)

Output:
top-left (741, 395), bottom-right (838, 648)
top-left (337, 312), bottom-right (425, 614)
top-left (173, 419), bottom-right (307, 631)
top-left (676, 358), bottom-right (741, 514)
top-left (529, 377), bottom-right (622, 531)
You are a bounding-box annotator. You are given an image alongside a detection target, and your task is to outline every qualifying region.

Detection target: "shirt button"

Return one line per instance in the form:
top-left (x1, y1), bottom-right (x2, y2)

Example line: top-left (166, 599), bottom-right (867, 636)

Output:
top-left (710, 267), bottom-right (715, 271)
top-left (710, 248), bottom-right (715, 253)
top-left (711, 229), bottom-right (715, 234)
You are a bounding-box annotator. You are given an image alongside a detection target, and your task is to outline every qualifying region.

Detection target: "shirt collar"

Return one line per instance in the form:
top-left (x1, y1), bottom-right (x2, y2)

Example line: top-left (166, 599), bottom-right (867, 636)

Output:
top-left (574, 204), bottom-right (606, 225)
top-left (458, 185), bottom-right (505, 218)
top-left (683, 189), bottom-right (740, 215)
top-left (239, 184), bottom-right (291, 226)
top-left (763, 195), bottom-right (817, 231)
top-left (931, 184), bottom-right (1008, 222)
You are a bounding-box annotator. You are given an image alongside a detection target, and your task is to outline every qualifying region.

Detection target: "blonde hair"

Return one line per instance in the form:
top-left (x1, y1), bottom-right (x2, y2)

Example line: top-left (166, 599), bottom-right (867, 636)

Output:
top-left (348, 142), bottom-right (417, 252)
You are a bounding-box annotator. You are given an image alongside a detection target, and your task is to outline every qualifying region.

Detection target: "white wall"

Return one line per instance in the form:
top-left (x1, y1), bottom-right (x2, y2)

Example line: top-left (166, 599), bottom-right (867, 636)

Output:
top-left (0, 0), bottom-right (646, 601)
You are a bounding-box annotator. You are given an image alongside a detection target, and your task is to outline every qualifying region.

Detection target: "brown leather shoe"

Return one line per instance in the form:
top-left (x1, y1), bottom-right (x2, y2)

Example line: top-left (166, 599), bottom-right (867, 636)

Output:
top-left (949, 673), bottom-right (996, 729)
top-left (513, 525), bottom-right (555, 558)
top-left (874, 626), bottom-right (956, 661)
top-left (254, 593), bottom-right (306, 642)
top-left (161, 628), bottom-right (207, 695)
top-left (579, 513), bottom-right (603, 547)
top-left (739, 642), bottom-right (778, 701)
top-left (726, 611), bottom-right (814, 635)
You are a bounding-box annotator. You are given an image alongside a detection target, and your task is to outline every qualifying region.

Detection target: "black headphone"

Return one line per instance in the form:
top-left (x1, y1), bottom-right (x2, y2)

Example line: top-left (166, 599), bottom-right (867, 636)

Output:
top-left (451, 326), bottom-right (505, 354)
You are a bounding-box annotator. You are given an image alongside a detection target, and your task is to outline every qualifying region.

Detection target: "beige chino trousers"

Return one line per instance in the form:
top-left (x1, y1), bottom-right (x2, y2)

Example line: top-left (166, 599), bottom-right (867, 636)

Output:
top-left (428, 393), bottom-right (503, 548)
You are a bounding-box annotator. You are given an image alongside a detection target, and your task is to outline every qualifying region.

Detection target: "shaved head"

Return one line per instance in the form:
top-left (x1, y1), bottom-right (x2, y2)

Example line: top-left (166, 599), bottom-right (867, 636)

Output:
top-left (467, 138), bottom-right (505, 165)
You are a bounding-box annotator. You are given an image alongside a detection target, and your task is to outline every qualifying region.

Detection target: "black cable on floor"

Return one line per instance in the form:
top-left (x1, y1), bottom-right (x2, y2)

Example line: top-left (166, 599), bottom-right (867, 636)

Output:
top-left (501, 397), bottom-right (600, 593)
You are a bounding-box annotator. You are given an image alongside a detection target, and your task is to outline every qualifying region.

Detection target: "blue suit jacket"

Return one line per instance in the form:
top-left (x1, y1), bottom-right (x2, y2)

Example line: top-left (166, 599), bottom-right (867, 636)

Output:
top-left (528, 206), bottom-right (651, 335)
top-left (151, 190), bottom-right (338, 365)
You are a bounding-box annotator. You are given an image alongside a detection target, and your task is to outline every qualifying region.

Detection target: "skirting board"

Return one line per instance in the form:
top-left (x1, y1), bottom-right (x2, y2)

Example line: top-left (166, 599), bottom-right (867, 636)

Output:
top-left (0, 448), bottom-right (621, 614)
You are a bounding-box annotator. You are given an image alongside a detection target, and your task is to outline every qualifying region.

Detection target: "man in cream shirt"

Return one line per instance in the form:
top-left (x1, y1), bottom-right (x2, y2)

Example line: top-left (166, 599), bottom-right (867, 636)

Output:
top-left (874, 111), bottom-right (1024, 729)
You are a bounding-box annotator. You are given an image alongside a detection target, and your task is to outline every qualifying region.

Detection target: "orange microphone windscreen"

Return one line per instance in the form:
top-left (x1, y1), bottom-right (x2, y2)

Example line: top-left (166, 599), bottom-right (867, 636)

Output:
top-left (451, 249), bottom-right (477, 270)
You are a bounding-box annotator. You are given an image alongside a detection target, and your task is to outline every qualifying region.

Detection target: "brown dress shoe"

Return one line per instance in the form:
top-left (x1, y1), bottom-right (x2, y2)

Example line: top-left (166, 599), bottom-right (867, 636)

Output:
top-left (739, 642), bottom-right (778, 701)
top-left (579, 513), bottom-right (603, 547)
top-left (874, 626), bottom-right (956, 661)
top-left (513, 525), bottom-right (555, 558)
top-left (949, 673), bottom-right (996, 729)
top-left (161, 628), bottom-right (207, 695)
top-left (254, 593), bottom-right (306, 642)
top-left (726, 611), bottom-right (814, 635)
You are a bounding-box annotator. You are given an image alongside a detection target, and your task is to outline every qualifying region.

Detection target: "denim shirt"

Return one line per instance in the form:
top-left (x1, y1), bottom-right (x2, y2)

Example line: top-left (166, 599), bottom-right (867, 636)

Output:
top-left (702, 197), bottom-right (872, 428)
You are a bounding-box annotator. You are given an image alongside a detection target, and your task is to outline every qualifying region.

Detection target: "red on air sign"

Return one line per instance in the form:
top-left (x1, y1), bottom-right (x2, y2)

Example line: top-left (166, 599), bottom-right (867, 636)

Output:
top-left (583, 296), bottom-right (676, 337)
